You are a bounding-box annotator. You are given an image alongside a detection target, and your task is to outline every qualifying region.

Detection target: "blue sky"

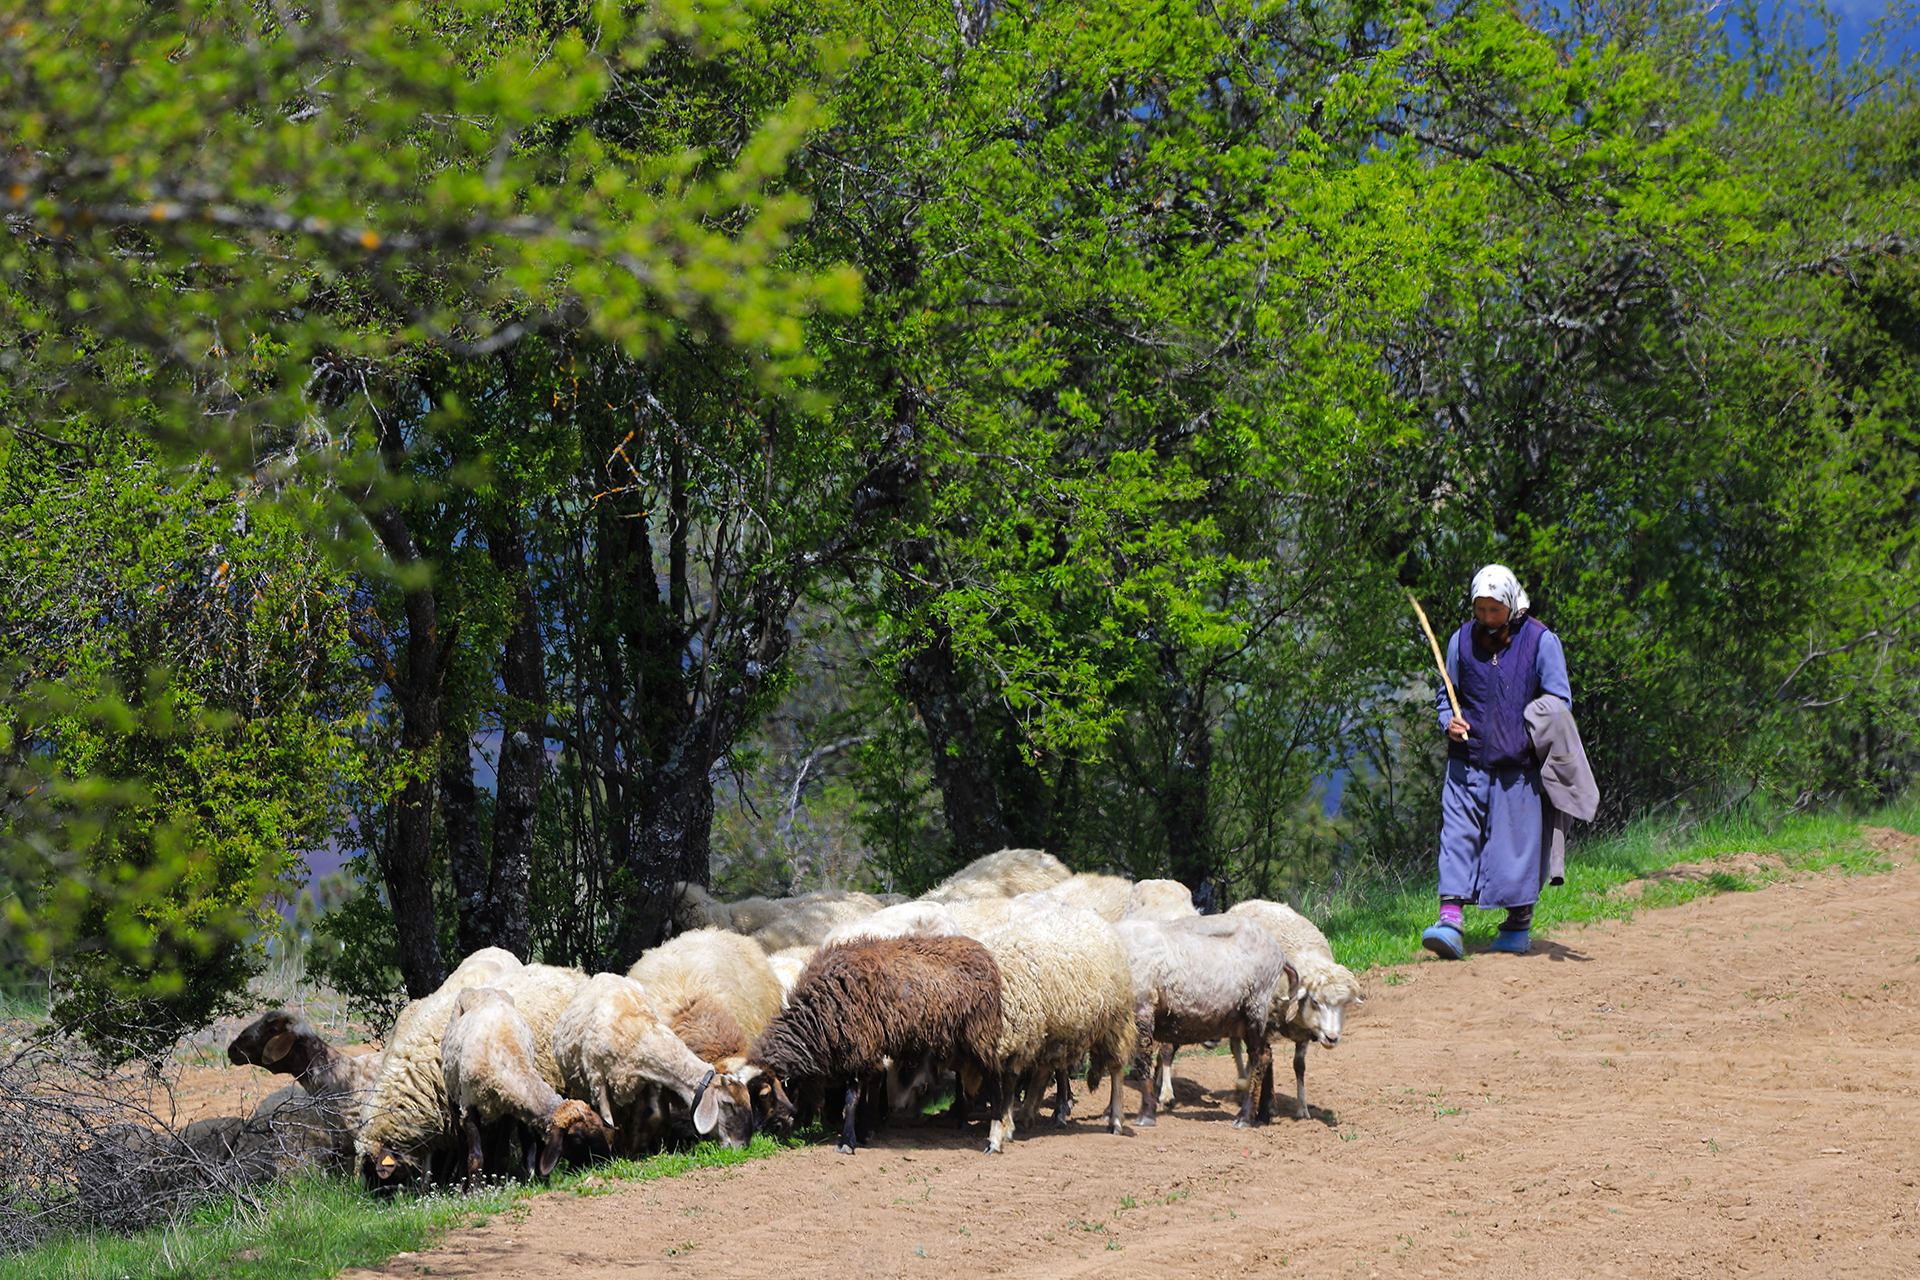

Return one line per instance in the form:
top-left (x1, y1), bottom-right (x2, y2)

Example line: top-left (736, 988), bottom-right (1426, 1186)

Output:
top-left (1703, 0), bottom-right (1919, 67)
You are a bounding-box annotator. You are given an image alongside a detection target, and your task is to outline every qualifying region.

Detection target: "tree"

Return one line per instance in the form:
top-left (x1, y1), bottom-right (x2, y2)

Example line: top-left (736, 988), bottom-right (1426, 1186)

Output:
top-left (2, 0), bottom-right (855, 999)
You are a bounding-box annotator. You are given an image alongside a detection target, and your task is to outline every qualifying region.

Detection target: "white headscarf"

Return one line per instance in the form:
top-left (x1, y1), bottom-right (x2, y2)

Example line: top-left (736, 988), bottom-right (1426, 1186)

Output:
top-left (1470, 564), bottom-right (1529, 617)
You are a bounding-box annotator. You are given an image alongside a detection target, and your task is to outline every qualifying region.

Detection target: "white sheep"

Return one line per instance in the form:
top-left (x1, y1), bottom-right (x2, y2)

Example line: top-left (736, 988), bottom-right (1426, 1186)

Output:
top-left (766, 945), bottom-right (817, 1004)
top-left (482, 963), bottom-right (589, 1091)
top-left (442, 986), bottom-right (611, 1186)
top-left (1122, 878), bottom-right (1199, 921)
top-left (668, 883), bottom-right (735, 934)
top-left (554, 972), bottom-right (754, 1155)
top-left (628, 927), bottom-right (784, 1051)
top-left (972, 895), bottom-right (1136, 1153)
top-left (355, 985), bottom-right (466, 1191)
top-left (1225, 899), bottom-right (1364, 1119)
top-left (944, 896), bottom-right (1016, 937)
top-left (918, 847), bottom-right (1071, 904)
top-left (821, 900), bottom-right (961, 946)
top-left (445, 945), bottom-right (524, 989)
top-left (1115, 915), bottom-right (1296, 1128)
top-left (355, 959), bottom-right (581, 1191)
top-left (746, 895), bottom-right (884, 952)
top-left (1049, 871), bottom-right (1135, 922)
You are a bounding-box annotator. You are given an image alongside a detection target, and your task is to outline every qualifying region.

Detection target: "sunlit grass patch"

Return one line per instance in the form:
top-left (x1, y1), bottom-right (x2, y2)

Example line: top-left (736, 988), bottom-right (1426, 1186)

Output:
top-left (5, 1134), bottom-right (800, 1280)
top-left (1323, 794), bottom-right (1917, 974)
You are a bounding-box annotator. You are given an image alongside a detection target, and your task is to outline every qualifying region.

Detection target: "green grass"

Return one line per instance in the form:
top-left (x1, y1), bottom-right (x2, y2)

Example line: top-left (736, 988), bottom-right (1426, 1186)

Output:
top-left (1323, 793), bottom-right (1920, 973)
top-left (5, 1133), bottom-right (799, 1280)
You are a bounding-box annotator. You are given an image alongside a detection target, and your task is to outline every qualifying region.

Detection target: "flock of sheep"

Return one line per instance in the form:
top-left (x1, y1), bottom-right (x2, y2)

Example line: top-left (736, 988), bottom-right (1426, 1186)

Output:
top-left (223, 848), bottom-right (1364, 1194)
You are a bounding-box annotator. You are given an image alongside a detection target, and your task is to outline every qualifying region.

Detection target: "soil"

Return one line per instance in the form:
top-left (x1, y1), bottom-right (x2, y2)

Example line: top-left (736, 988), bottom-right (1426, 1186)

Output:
top-left (278, 832), bottom-right (1920, 1279)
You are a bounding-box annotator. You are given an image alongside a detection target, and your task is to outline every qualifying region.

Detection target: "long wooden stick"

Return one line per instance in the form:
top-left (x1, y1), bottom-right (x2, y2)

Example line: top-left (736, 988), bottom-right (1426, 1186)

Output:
top-left (1408, 590), bottom-right (1465, 739)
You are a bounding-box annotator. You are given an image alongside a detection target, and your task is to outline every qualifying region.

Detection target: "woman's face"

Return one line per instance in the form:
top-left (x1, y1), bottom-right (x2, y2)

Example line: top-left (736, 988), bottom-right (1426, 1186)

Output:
top-left (1472, 596), bottom-right (1512, 629)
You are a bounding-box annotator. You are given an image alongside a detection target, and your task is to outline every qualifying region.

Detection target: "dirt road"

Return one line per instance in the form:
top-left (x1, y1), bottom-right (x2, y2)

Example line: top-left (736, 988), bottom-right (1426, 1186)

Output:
top-left (342, 830), bottom-right (1920, 1279)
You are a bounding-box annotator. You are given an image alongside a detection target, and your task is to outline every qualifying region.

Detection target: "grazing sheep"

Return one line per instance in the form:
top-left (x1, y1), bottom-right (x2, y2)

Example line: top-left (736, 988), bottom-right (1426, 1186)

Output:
top-left (354, 961), bottom-right (582, 1192)
top-left (766, 945), bottom-right (817, 1003)
top-left (554, 973), bottom-right (753, 1155)
top-left (821, 900), bottom-right (961, 946)
top-left (972, 897), bottom-right (1136, 1153)
top-left (747, 896), bottom-right (883, 952)
top-left (1226, 899), bottom-right (1364, 1119)
top-left (1115, 916), bottom-right (1296, 1128)
top-left (442, 987), bottom-right (611, 1187)
top-left (483, 963), bottom-right (589, 1092)
top-left (743, 936), bottom-right (1004, 1154)
top-left (944, 897), bottom-right (1017, 938)
top-left (724, 895), bottom-right (789, 936)
top-left (1050, 872), bottom-right (1135, 922)
top-left (355, 986), bottom-right (466, 1191)
top-left (445, 945), bottom-right (524, 989)
top-left (919, 848), bottom-right (1071, 904)
top-left (668, 883), bottom-right (735, 934)
top-left (228, 1010), bottom-right (384, 1102)
top-left (628, 928), bottom-right (784, 1045)
top-left (1123, 879), bottom-right (1199, 921)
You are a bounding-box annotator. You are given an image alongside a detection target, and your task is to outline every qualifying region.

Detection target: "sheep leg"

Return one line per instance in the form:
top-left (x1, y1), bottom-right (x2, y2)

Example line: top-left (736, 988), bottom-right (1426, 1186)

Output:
top-left (1258, 1049), bottom-right (1279, 1123)
top-left (1156, 1042), bottom-right (1177, 1110)
top-left (481, 1115), bottom-right (515, 1178)
top-left (1135, 1044), bottom-right (1164, 1127)
top-left (1103, 1066), bottom-right (1125, 1135)
top-left (1293, 1040), bottom-right (1310, 1120)
top-left (1233, 1037), bottom-right (1272, 1128)
top-left (857, 1074), bottom-right (883, 1144)
top-left (460, 1109), bottom-right (485, 1191)
top-left (1017, 1068), bottom-right (1048, 1129)
top-left (985, 1066), bottom-right (1020, 1154)
top-left (1052, 1068), bottom-right (1074, 1126)
top-left (1231, 1036), bottom-right (1249, 1090)
top-left (836, 1081), bottom-right (862, 1155)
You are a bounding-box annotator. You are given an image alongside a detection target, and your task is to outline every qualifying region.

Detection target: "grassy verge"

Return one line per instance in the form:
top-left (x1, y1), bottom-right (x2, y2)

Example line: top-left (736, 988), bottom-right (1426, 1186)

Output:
top-left (6, 1133), bottom-right (799, 1280)
top-left (1323, 793), bottom-right (1920, 975)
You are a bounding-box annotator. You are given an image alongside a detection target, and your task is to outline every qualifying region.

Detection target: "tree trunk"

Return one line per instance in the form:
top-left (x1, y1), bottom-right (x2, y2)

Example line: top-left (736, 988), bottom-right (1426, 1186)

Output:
top-left (897, 620), bottom-right (1014, 862)
top-left (363, 503), bottom-right (449, 1000)
top-left (488, 514), bottom-right (542, 960)
top-left (442, 744), bottom-right (490, 959)
top-left (1157, 645), bottom-right (1217, 890)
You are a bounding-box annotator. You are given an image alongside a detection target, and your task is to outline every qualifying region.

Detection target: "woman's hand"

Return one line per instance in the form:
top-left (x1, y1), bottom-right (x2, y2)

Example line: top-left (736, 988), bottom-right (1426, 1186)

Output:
top-left (1448, 716), bottom-right (1471, 743)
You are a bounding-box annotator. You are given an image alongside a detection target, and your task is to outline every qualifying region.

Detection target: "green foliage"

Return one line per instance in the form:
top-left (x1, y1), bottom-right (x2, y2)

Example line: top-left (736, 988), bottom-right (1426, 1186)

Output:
top-left (304, 856), bottom-right (411, 1038)
top-left (0, 430), bottom-right (366, 1061)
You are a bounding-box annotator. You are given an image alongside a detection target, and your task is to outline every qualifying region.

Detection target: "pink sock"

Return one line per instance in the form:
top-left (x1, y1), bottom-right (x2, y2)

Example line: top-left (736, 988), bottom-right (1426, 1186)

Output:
top-left (1438, 903), bottom-right (1463, 928)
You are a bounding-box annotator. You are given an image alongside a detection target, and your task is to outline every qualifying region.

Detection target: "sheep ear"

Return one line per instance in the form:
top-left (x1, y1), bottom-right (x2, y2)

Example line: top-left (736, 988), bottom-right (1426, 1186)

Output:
top-left (538, 1129), bottom-right (564, 1177)
top-left (262, 1033), bottom-right (295, 1065)
top-left (692, 1070), bottom-right (720, 1135)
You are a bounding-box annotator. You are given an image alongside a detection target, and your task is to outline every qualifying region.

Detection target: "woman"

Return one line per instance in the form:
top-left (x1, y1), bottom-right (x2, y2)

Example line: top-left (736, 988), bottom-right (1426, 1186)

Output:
top-left (1421, 565), bottom-right (1571, 959)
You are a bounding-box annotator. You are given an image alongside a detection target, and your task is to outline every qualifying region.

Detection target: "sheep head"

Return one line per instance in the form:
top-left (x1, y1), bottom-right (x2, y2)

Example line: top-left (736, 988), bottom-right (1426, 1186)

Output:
top-left (359, 1143), bottom-right (421, 1196)
top-left (691, 1067), bottom-right (756, 1150)
top-left (537, 1099), bottom-right (613, 1176)
top-left (735, 1063), bottom-right (796, 1137)
top-left (228, 1010), bottom-right (326, 1083)
top-left (1288, 965), bottom-right (1361, 1047)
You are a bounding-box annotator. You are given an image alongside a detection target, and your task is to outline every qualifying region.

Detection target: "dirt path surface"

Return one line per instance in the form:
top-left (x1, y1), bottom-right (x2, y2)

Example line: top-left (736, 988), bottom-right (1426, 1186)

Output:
top-left (342, 832), bottom-right (1920, 1280)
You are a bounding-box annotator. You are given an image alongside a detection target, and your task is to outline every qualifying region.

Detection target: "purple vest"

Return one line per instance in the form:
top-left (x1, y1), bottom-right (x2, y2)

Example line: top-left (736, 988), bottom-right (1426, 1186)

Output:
top-left (1449, 616), bottom-right (1546, 772)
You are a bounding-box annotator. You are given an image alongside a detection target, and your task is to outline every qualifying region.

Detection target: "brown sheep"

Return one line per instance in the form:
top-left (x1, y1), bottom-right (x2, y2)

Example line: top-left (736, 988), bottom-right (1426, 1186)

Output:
top-left (227, 1010), bottom-right (383, 1101)
top-left (743, 936), bottom-right (1004, 1155)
